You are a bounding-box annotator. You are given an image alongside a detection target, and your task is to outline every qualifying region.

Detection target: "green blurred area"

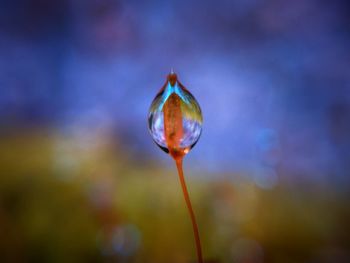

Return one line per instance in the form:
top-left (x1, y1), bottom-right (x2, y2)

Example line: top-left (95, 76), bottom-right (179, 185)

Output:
top-left (0, 129), bottom-right (349, 263)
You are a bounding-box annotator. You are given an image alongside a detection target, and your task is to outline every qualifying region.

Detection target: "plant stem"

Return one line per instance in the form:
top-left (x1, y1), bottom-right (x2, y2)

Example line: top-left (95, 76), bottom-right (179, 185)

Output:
top-left (175, 158), bottom-right (203, 263)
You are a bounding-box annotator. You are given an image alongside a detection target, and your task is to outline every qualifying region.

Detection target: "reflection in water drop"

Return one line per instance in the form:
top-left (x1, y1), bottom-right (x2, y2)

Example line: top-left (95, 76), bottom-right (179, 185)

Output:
top-left (148, 72), bottom-right (203, 156)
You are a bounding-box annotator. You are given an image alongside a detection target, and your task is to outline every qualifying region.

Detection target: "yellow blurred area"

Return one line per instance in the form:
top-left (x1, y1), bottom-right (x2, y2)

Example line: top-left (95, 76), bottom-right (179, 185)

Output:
top-left (0, 129), bottom-right (349, 262)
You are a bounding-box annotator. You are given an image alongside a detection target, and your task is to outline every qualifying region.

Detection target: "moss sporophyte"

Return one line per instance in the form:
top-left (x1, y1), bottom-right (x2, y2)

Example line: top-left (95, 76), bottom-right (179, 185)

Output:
top-left (148, 71), bottom-right (203, 263)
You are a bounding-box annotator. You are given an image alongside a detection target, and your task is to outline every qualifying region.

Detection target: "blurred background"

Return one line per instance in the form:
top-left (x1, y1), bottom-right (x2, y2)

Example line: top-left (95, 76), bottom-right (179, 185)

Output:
top-left (1, 0), bottom-right (350, 262)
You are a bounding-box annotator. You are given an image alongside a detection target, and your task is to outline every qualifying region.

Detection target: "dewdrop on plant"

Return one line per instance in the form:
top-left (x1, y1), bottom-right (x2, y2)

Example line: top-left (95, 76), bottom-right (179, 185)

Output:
top-left (147, 71), bottom-right (204, 263)
top-left (148, 71), bottom-right (203, 159)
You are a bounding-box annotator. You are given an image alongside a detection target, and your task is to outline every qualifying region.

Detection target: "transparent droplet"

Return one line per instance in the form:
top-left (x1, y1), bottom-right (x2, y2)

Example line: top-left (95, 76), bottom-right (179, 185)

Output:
top-left (148, 72), bottom-right (203, 157)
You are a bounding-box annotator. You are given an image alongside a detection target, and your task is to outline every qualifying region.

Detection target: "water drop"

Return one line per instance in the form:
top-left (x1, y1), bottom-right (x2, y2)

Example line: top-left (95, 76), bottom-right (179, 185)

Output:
top-left (148, 72), bottom-right (203, 158)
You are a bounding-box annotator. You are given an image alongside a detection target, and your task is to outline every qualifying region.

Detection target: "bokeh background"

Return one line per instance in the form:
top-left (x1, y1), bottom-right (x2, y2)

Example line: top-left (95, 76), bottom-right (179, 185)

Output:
top-left (1, 0), bottom-right (350, 262)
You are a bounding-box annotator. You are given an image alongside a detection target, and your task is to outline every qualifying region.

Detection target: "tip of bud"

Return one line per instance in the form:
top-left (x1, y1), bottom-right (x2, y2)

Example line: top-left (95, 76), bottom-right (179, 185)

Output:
top-left (167, 69), bottom-right (177, 86)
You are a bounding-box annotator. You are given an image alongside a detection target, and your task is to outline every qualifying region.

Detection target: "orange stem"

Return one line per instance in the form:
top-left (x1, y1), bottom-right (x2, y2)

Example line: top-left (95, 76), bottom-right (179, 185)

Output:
top-left (162, 74), bottom-right (203, 262)
top-left (175, 158), bottom-right (203, 263)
